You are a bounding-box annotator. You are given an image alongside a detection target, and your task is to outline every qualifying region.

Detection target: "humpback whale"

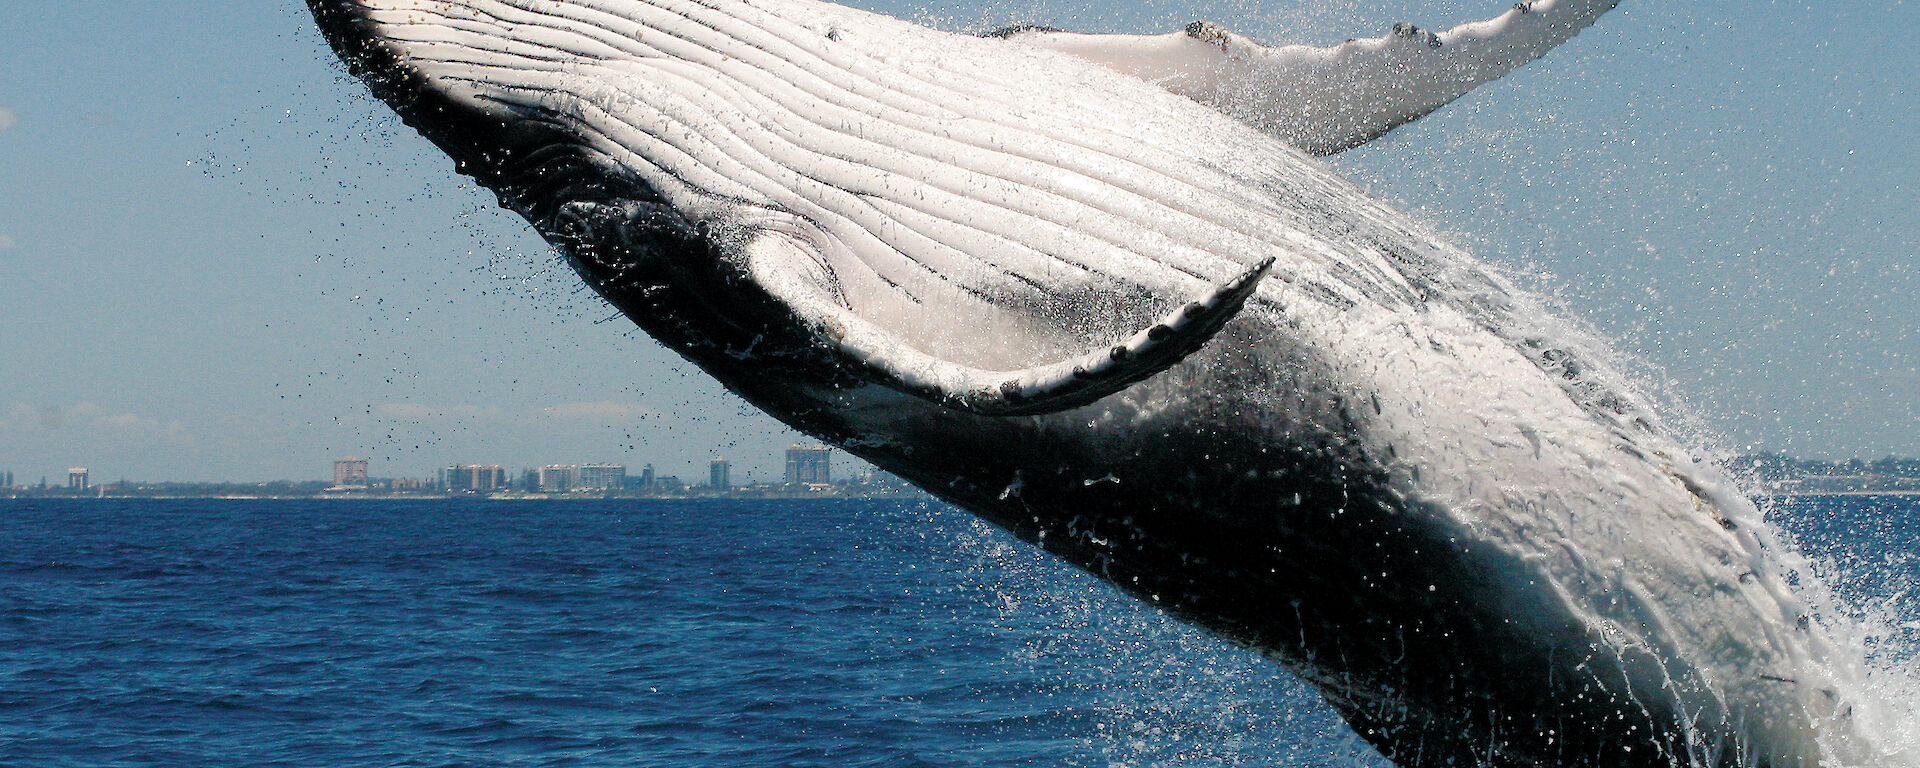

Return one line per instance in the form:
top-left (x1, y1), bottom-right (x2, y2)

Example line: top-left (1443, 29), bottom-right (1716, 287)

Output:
top-left (307, 0), bottom-right (1873, 764)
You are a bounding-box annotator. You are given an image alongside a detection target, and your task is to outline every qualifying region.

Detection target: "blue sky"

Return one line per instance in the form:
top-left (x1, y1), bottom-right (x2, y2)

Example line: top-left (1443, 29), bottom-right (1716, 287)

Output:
top-left (1, 0), bottom-right (1914, 483)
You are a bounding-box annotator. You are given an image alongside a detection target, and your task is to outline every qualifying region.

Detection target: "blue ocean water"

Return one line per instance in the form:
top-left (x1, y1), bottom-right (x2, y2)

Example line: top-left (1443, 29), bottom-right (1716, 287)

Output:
top-left (2, 495), bottom-right (1914, 767)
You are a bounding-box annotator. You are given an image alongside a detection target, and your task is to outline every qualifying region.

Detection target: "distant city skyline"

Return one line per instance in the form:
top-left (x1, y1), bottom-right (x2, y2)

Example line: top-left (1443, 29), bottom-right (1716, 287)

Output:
top-left (0, 442), bottom-right (916, 499)
top-left (1, 1), bottom-right (1914, 482)
top-left (0, 453), bottom-right (815, 487)
top-left (12, 447), bottom-right (1920, 491)
top-left (0, 443), bottom-right (838, 488)
top-left (7, 451), bottom-right (1914, 500)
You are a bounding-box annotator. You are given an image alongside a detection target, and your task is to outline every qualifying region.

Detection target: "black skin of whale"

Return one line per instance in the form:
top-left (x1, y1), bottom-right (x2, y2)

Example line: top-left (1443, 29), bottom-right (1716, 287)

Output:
top-left (310, 4), bottom-right (1736, 766)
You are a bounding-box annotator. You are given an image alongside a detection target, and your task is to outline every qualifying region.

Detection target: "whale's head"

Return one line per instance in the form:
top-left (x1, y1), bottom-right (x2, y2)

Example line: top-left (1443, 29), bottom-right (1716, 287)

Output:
top-left (310, 0), bottom-right (1279, 417)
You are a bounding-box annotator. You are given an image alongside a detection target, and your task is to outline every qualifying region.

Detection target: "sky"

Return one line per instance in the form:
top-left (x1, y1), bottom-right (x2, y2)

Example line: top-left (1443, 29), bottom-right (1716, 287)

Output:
top-left (0, 0), bottom-right (1914, 484)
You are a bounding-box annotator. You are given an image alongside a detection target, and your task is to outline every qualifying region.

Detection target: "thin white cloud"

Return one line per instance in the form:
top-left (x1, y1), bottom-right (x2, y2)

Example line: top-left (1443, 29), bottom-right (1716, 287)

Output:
top-left (0, 107), bottom-right (16, 131)
top-left (374, 403), bottom-right (499, 420)
top-left (538, 401), bottom-right (659, 421)
top-left (0, 402), bottom-right (190, 443)
top-left (93, 410), bottom-right (187, 439)
top-left (369, 400), bottom-right (656, 423)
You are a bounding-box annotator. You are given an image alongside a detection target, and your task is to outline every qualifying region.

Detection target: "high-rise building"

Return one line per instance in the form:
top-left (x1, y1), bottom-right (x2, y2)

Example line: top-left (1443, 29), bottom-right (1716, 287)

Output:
top-left (784, 445), bottom-right (831, 485)
top-left (578, 463), bottom-right (626, 491)
top-left (443, 464), bottom-right (506, 492)
top-left (333, 457), bottom-right (370, 488)
top-left (538, 464), bottom-right (578, 493)
top-left (709, 458), bottom-right (731, 489)
top-left (67, 468), bottom-right (89, 491)
top-left (640, 463), bottom-right (656, 488)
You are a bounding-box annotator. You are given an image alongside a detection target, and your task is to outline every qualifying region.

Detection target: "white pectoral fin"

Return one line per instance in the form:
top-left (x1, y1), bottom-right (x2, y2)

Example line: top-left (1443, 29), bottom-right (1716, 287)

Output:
top-left (1002, 0), bottom-right (1619, 155)
top-left (747, 230), bottom-right (1274, 417)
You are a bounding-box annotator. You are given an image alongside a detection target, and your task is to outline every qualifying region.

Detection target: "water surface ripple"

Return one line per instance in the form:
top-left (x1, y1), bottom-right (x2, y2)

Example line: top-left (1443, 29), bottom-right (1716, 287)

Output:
top-left (1, 497), bottom-right (1911, 766)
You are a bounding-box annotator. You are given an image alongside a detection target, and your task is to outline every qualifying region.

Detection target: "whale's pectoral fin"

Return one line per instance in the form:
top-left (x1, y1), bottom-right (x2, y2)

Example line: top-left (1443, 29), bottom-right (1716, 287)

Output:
top-left (736, 221), bottom-right (1275, 416)
top-left (997, 0), bottom-right (1618, 156)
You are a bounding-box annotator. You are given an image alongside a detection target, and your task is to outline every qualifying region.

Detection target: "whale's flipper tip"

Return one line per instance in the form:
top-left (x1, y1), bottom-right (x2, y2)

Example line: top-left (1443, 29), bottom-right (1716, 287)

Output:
top-left (1002, 0), bottom-right (1621, 156)
top-left (732, 217), bottom-right (1275, 418)
top-left (958, 255), bottom-right (1273, 415)
top-left (791, 249), bottom-right (1272, 418)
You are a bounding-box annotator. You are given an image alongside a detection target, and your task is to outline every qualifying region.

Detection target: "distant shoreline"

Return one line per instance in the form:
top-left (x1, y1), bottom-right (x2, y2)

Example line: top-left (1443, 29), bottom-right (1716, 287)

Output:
top-left (6, 490), bottom-right (1918, 502)
top-left (1757, 490), bottom-right (1920, 498)
top-left (0, 491), bottom-right (932, 502)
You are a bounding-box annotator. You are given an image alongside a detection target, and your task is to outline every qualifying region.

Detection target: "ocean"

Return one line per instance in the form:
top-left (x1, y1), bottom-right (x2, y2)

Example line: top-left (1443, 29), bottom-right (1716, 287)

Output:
top-left (3, 495), bottom-right (1914, 767)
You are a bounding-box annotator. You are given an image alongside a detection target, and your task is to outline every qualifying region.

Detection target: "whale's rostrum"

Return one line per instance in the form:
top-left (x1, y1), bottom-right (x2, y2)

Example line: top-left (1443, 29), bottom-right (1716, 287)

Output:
top-left (307, 1), bottom-right (1874, 765)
